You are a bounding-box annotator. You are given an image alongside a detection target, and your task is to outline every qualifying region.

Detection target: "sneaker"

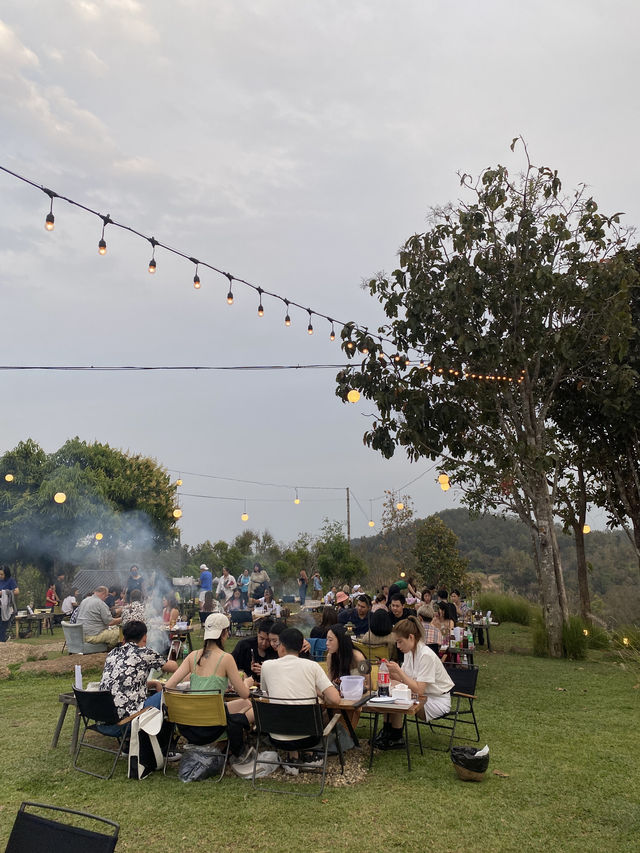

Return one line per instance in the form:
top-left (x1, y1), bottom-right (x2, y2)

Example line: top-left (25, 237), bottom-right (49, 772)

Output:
top-left (283, 764), bottom-right (299, 776)
top-left (235, 745), bottom-right (256, 765)
top-left (379, 737), bottom-right (405, 751)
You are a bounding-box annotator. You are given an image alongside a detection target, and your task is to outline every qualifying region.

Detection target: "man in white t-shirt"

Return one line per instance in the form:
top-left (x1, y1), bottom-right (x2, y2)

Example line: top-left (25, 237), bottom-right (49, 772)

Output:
top-left (260, 627), bottom-right (340, 744)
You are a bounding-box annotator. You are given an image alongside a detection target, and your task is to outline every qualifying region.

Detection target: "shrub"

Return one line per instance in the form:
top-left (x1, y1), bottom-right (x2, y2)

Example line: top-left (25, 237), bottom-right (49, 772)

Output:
top-left (531, 611), bottom-right (549, 657)
top-left (477, 592), bottom-right (532, 625)
top-left (562, 615), bottom-right (588, 660)
top-left (585, 623), bottom-right (610, 650)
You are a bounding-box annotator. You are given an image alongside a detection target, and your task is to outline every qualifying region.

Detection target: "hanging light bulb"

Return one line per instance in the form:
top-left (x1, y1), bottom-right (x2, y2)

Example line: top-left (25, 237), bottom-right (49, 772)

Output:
top-left (346, 341), bottom-right (355, 351)
top-left (98, 215), bottom-right (110, 255)
top-left (284, 299), bottom-right (291, 326)
top-left (176, 478), bottom-right (183, 486)
top-left (193, 264), bottom-right (201, 289)
top-left (441, 482), bottom-right (451, 492)
top-left (257, 288), bottom-right (264, 317)
top-left (347, 389), bottom-right (360, 403)
top-left (396, 501), bottom-right (404, 510)
top-left (53, 492), bottom-right (66, 503)
top-left (307, 309), bottom-right (314, 335)
top-left (582, 524), bottom-right (591, 534)
top-left (148, 238), bottom-right (157, 273)
top-left (329, 321), bottom-right (336, 342)
top-left (241, 511), bottom-right (249, 522)
top-left (95, 532), bottom-right (103, 541)
top-left (368, 520), bottom-right (375, 528)
top-left (4, 473), bottom-right (14, 482)
top-left (368, 501), bottom-right (375, 528)
top-left (226, 273), bottom-right (234, 304)
top-left (44, 193), bottom-right (55, 231)
top-left (438, 474), bottom-right (450, 485)
top-left (294, 489), bottom-right (300, 505)
top-left (173, 508), bottom-right (182, 519)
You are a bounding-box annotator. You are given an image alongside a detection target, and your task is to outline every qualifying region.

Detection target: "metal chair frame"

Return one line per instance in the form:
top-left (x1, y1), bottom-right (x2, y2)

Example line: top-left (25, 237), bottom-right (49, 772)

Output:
top-left (5, 802), bottom-right (119, 853)
top-left (161, 688), bottom-right (230, 779)
top-left (412, 663), bottom-right (480, 752)
top-left (72, 688), bottom-right (130, 780)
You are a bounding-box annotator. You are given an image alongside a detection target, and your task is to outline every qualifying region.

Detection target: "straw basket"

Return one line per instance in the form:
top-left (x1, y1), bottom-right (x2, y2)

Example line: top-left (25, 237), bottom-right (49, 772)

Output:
top-left (453, 764), bottom-right (485, 782)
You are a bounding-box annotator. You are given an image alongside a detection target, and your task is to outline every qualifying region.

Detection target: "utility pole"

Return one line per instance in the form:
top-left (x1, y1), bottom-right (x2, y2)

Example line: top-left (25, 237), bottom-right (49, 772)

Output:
top-left (346, 487), bottom-right (351, 543)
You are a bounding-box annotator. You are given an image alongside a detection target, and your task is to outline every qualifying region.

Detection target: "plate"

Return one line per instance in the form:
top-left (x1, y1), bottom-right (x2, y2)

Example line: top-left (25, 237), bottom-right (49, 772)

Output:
top-left (368, 695), bottom-right (396, 705)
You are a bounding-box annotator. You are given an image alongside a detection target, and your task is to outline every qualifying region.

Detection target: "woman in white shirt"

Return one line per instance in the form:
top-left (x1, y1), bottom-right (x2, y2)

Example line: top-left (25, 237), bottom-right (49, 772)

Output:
top-left (374, 615), bottom-right (454, 750)
top-left (252, 587), bottom-right (281, 619)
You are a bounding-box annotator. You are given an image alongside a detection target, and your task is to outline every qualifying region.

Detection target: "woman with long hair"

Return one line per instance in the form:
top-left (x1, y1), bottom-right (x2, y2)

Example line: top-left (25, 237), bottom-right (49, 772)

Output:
top-left (163, 613), bottom-right (254, 759)
top-left (162, 594), bottom-right (180, 627)
top-left (310, 606), bottom-right (338, 639)
top-left (373, 615), bottom-right (454, 750)
top-left (326, 623), bottom-right (366, 684)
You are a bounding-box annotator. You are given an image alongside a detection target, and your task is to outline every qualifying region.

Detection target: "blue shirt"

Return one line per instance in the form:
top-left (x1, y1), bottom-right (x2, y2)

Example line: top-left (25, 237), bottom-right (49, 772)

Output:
top-left (199, 570), bottom-right (213, 592)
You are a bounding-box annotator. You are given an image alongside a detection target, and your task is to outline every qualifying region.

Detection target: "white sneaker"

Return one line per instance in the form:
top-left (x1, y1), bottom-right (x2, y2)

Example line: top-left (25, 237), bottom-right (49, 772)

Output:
top-left (283, 764), bottom-right (299, 776)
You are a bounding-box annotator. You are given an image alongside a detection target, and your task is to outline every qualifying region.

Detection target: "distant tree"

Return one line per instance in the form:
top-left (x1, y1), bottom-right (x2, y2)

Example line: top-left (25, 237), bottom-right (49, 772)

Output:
top-left (315, 519), bottom-right (367, 586)
top-left (414, 515), bottom-right (469, 590)
top-left (379, 490), bottom-right (417, 577)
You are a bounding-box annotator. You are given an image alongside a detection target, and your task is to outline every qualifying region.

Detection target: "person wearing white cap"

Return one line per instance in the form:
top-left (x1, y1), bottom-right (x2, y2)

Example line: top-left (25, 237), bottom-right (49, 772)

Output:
top-left (163, 613), bottom-right (255, 759)
top-left (199, 564), bottom-right (213, 604)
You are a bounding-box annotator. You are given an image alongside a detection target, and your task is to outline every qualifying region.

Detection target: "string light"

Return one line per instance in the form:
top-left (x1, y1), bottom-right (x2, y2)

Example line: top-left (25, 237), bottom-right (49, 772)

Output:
top-left (95, 532), bottom-right (103, 540)
top-left (241, 498), bottom-right (249, 522)
top-left (294, 488), bottom-right (300, 505)
top-left (329, 321), bottom-right (336, 342)
top-left (582, 524), bottom-right (591, 534)
top-left (368, 499), bottom-right (375, 527)
top-left (347, 389), bottom-right (360, 403)
top-left (53, 492), bottom-right (66, 503)
top-left (257, 288), bottom-right (264, 317)
top-left (44, 193), bottom-right (55, 231)
top-left (284, 299), bottom-right (291, 327)
top-left (173, 508), bottom-right (182, 518)
top-left (193, 261), bottom-right (201, 289)
top-left (176, 478), bottom-right (183, 486)
top-left (396, 500), bottom-right (404, 510)
top-left (4, 473), bottom-right (14, 482)
top-left (2, 165), bottom-right (528, 386)
top-left (438, 474), bottom-right (450, 485)
top-left (148, 237), bottom-right (157, 274)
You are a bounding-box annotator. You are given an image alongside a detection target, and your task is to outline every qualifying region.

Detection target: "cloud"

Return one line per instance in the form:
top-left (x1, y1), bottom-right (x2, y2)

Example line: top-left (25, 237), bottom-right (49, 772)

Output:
top-left (0, 19), bottom-right (39, 69)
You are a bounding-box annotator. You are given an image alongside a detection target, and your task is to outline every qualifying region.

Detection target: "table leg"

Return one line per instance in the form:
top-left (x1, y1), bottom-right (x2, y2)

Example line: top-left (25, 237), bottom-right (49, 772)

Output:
top-left (51, 703), bottom-right (69, 748)
top-left (369, 713), bottom-right (379, 769)
top-left (70, 707), bottom-right (81, 755)
top-left (403, 716), bottom-right (412, 771)
top-left (485, 624), bottom-right (491, 652)
top-left (338, 709), bottom-right (360, 749)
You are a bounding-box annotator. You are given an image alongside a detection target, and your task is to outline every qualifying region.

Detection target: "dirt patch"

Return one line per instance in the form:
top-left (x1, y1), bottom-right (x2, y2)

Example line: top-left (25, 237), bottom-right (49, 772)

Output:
top-left (0, 641), bottom-right (106, 678)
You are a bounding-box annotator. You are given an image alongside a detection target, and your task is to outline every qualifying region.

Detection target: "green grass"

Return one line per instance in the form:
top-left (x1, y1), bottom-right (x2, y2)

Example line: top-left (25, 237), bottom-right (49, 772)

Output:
top-left (1, 627), bottom-right (639, 852)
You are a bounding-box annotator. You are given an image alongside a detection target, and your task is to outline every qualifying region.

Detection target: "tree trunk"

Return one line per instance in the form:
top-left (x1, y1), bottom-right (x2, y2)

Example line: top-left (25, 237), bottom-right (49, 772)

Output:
top-left (572, 523), bottom-right (591, 621)
top-left (531, 481), bottom-right (565, 657)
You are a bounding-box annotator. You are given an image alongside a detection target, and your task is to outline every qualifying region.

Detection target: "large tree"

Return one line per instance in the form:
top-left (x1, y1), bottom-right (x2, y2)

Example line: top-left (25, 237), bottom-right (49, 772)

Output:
top-left (336, 142), bottom-right (633, 656)
top-left (0, 437), bottom-right (179, 575)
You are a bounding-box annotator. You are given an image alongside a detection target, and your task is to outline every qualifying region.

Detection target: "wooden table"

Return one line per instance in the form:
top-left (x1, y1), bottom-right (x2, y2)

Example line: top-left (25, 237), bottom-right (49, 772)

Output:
top-left (15, 612), bottom-right (54, 638)
top-left (363, 696), bottom-right (426, 771)
top-left (323, 691), bottom-right (375, 748)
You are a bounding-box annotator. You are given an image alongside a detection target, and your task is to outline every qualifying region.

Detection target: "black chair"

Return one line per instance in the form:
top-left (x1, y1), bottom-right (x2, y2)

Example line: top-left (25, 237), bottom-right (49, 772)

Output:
top-left (251, 696), bottom-right (344, 797)
top-left (228, 609), bottom-right (253, 636)
top-left (5, 802), bottom-right (119, 853)
top-left (413, 663), bottom-right (480, 752)
top-left (72, 688), bottom-right (130, 780)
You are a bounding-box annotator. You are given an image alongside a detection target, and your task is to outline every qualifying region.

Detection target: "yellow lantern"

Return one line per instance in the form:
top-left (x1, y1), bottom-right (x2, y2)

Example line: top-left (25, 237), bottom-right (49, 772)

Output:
top-left (582, 524), bottom-right (591, 534)
top-left (347, 389), bottom-right (360, 403)
top-left (95, 532), bottom-right (103, 541)
top-left (173, 508), bottom-right (182, 519)
top-left (53, 492), bottom-right (66, 504)
top-left (5, 473), bottom-right (14, 482)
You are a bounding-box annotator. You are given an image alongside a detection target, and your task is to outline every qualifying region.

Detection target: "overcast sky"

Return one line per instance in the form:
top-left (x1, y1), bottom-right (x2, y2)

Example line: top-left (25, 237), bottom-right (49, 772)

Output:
top-left (1, 1), bottom-right (638, 547)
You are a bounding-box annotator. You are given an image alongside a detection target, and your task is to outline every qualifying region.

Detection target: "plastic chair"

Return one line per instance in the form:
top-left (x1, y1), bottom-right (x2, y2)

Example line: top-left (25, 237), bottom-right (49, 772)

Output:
top-left (72, 688), bottom-right (130, 779)
top-left (5, 802), bottom-right (119, 853)
top-left (161, 688), bottom-right (229, 779)
top-left (250, 696), bottom-right (343, 797)
top-left (61, 622), bottom-right (109, 654)
top-left (413, 663), bottom-right (480, 751)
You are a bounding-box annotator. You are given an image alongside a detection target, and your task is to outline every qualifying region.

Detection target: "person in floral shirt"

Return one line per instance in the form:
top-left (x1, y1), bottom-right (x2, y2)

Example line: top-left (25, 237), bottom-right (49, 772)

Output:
top-left (119, 589), bottom-right (147, 627)
top-left (99, 620), bottom-right (178, 719)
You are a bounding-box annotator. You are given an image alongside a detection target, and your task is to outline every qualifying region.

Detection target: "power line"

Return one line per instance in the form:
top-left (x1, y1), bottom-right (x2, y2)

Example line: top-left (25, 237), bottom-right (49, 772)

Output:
top-left (0, 363), bottom-right (351, 372)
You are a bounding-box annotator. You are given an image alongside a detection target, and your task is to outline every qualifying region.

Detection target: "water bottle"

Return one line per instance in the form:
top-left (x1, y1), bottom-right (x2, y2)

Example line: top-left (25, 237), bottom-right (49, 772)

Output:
top-left (377, 659), bottom-right (390, 697)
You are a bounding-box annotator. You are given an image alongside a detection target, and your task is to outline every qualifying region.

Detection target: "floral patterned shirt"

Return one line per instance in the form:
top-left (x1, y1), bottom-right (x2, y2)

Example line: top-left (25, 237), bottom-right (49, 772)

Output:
top-left (120, 602), bottom-right (147, 626)
top-left (99, 643), bottom-right (166, 719)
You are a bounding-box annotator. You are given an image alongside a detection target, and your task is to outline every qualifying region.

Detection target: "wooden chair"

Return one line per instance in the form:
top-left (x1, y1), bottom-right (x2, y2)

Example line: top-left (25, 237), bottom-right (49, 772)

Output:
top-left (161, 688), bottom-right (229, 779)
top-left (5, 802), bottom-right (119, 853)
top-left (250, 696), bottom-right (343, 797)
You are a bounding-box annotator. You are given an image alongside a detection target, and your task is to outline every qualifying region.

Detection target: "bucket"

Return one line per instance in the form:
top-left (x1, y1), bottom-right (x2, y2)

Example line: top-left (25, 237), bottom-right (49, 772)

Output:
top-left (339, 675), bottom-right (364, 700)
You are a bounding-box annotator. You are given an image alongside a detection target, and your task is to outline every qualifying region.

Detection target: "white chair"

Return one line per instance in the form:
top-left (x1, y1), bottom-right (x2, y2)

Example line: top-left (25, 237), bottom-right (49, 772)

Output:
top-left (61, 621), bottom-right (109, 654)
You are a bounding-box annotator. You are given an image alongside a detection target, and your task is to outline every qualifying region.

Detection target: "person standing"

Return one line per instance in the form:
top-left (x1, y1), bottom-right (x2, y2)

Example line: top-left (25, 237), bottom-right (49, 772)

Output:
top-left (216, 567), bottom-right (237, 602)
top-left (198, 564), bottom-right (213, 605)
top-left (311, 572), bottom-right (323, 600)
top-left (237, 568), bottom-right (251, 607)
top-left (248, 563), bottom-right (270, 603)
top-left (0, 566), bottom-right (19, 642)
top-left (298, 569), bottom-right (308, 605)
top-left (125, 566), bottom-right (145, 602)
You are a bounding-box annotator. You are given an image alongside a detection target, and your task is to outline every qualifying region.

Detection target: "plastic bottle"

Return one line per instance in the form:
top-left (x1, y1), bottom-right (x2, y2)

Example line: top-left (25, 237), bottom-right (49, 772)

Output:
top-left (377, 659), bottom-right (390, 697)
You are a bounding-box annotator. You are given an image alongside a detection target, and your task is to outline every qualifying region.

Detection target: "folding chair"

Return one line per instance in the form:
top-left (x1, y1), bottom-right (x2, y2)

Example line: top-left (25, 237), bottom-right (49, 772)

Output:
top-left (229, 610), bottom-right (253, 636)
top-left (5, 802), bottom-right (119, 853)
top-left (413, 663), bottom-right (480, 752)
top-left (352, 640), bottom-right (392, 661)
top-left (250, 696), bottom-right (343, 797)
top-left (161, 688), bottom-right (229, 779)
top-left (72, 688), bottom-right (130, 779)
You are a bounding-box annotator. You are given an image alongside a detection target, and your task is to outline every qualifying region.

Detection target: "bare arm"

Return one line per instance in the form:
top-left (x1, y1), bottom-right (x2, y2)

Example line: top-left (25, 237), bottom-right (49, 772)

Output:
top-left (322, 684), bottom-right (341, 705)
top-left (163, 651), bottom-right (196, 689)
top-left (386, 660), bottom-right (425, 696)
top-left (223, 654), bottom-right (252, 698)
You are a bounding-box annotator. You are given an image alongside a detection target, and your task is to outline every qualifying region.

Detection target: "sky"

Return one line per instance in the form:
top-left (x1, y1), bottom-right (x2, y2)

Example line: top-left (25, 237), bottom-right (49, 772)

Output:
top-left (1, 0), bottom-right (638, 547)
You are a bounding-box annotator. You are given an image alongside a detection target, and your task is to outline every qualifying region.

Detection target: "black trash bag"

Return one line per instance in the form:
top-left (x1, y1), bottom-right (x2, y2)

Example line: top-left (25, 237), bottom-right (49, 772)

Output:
top-left (178, 745), bottom-right (225, 782)
top-left (450, 746), bottom-right (490, 773)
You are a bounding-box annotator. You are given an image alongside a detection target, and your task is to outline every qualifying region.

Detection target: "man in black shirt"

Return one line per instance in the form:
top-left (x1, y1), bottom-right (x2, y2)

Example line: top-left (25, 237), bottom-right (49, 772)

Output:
top-left (388, 594), bottom-right (411, 626)
top-left (437, 589), bottom-right (458, 624)
top-left (337, 594), bottom-right (372, 636)
top-left (232, 617), bottom-right (278, 677)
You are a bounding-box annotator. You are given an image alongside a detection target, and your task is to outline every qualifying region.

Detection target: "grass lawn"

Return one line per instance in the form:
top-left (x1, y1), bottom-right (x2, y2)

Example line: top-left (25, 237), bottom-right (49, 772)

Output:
top-left (1, 626), bottom-right (639, 853)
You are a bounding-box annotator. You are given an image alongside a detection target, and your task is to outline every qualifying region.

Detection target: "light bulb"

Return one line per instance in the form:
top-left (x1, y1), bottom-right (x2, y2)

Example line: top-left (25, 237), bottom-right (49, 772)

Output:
top-left (368, 520), bottom-right (375, 528)
top-left (285, 313), bottom-right (291, 326)
top-left (227, 290), bottom-right (234, 305)
top-left (176, 478), bottom-right (183, 486)
top-left (193, 274), bottom-right (201, 289)
top-left (98, 239), bottom-right (107, 255)
top-left (582, 524), bottom-right (591, 534)
top-left (330, 329), bottom-right (335, 341)
top-left (95, 532), bottom-right (103, 541)
top-left (53, 492), bottom-right (66, 503)
top-left (396, 502), bottom-right (404, 510)
top-left (441, 483), bottom-right (450, 492)
top-left (347, 389), bottom-right (360, 403)
top-left (258, 303), bottom-right (264, 317)
top-left (307, 321), bottom-right (314, 335)
top-left (400, 571), bottom-right (406, 578)
top-left (241, 512), bottom-right (249, 522)
top-left (148, 258), bottom-right (156, 274)
top-left (438, 474), bottom-right (449, 485)
top-left (360, 343), bottom-right (369, 355)
top-left (173, 508), bottom-right (182, 519)
top-left (4, 473), bottom-right (14, 482)
top-left (45, 213), bottom-right (55, 231)
top-left (294, 498), bottom-right (300, 505)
